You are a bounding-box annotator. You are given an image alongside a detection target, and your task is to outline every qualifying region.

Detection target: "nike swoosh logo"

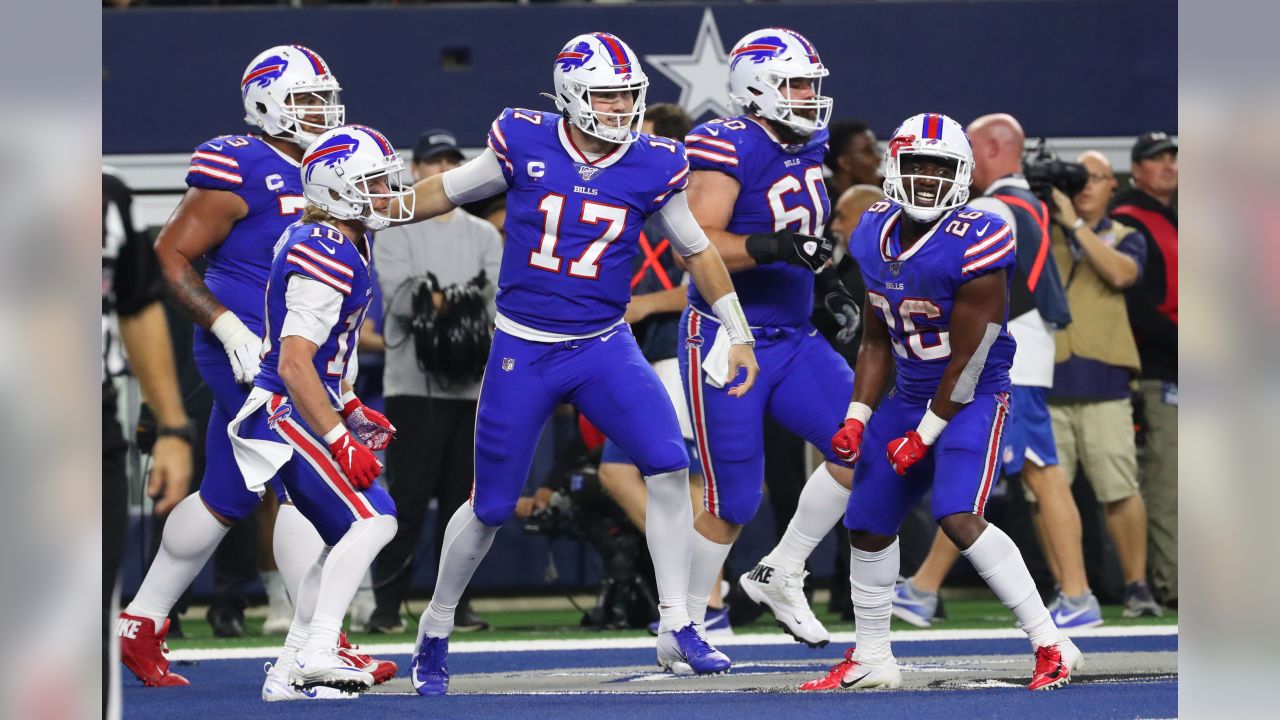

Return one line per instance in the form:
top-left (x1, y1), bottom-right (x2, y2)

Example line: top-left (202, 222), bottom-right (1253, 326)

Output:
top-left (705, 127), bottom-right (719, 136)
top-left (976, 222), bottom-right (991, 237)
top-left (1054, 606), bottom-right (1092, 623)
top-left (209, 143), bottom-right (223, 151)
top-left (840, 671), bottom-right (872, 688)
top-left (320, 243), bottom-right (337, 255)
top-left (808, 329), bottom-right (819, 337)
top-left (346, 447), bottom-right (355, 464)
top-left (600, 331), bottom-right (619, 342)
top-left (303, 688), bottom-right (318, 698)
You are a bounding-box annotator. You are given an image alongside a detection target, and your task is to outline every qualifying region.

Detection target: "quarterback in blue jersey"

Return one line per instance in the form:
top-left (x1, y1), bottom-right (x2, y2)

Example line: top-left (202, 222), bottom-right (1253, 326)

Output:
top-left (679, 28), bottom-right (861, 651)
top-left (804, 113), bottom-right (1082, 692)
top-left (230, 124), bottom-right (413, 694)
top-left (121, 45), bottom-right (391, 699)
top-left (402, 33), bottom-right (758, 691)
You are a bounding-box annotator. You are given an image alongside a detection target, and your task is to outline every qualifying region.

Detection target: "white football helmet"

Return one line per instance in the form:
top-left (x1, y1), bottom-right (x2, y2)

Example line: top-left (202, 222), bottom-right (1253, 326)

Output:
top-left (301, 125), bottom-right (413, 231)
top-left (728, 28), bottom-right (832, 137)
top-left (242, 45), bottom-right (345, 148)
top-left (547, 33), bottom-right (648, 145)
top-left (882, 113), bottom-right (974, 223)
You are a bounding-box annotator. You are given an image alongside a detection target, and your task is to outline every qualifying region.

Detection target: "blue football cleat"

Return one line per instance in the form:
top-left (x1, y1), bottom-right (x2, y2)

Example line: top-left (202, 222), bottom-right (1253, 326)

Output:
top-left (891, 576), bottom-right (938, 628)
top-left (1050, 591), bottom-right (1104, 629)
top-left (410, 635), bottom-right (449, 696)
top-left (657, 622), bottom-right (731, 675)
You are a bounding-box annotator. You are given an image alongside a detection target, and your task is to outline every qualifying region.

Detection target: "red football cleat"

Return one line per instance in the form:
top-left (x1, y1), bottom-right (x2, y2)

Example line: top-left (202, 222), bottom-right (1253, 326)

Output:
top-left (1028, 639), bottom-right (1082, 691)
top-left (338, 632), bottom-right (397, 685)
top-left (117, 612), bottom-right (190, 687)
top-left (799, 647), bottom-right (856, 691)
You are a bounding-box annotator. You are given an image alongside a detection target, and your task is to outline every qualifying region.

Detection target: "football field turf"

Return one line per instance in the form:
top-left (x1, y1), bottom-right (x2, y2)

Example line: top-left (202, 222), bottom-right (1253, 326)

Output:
top-left (123, 599), bottom-right (1177, 719)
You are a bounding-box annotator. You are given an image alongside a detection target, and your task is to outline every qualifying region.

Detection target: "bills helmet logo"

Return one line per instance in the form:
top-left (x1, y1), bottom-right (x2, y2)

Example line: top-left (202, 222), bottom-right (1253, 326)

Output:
top-left (731, 36), bottom-right (786, 69)
top-left (302, 133), bottom-right (360, 181)
top-left (555, 41), bottom-right (594, 72)
top-left (242, 54), bottom-right (289, 94)
top-left (577, 165), bottom-right (601, 182)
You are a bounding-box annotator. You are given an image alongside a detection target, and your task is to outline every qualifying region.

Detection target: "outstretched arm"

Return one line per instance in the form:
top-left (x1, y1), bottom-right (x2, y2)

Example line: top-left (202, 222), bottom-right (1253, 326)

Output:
top-left (409, 148), bottom-right (510, 223)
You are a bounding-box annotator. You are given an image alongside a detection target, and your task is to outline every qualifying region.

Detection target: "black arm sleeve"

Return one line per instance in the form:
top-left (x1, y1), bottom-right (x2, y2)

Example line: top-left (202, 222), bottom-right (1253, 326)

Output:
top-left (104, 172), bottom-right (165, 317)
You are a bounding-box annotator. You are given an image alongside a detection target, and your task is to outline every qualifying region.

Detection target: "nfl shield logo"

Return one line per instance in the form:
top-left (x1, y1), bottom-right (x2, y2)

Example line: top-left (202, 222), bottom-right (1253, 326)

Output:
top-left (502, 357), bottom-right (516, 372)
top-left (577, 165), bottom-right (601, 182)
top-left (889, 262), bottom-right (902, 277)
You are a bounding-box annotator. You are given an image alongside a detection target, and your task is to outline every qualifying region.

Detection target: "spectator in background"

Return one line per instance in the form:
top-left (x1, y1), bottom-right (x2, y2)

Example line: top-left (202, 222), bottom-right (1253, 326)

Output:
top-left (368, 129), bottom-right (503, 634)
top-left (824, 119), bottom-right (881, 202)
top-left (1112, 132), bottom-right (1178, 608)
top-left (1047, 151), bottom-right (1161, 618)
top-left (103, 170), bottom-right (192, 713)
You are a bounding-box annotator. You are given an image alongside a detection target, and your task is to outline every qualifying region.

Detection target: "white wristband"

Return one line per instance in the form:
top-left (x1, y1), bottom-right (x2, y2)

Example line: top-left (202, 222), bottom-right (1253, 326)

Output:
top-left (915, 407), bottom-right (949, 446)
top-left (845, 402), bottom-right (873, 424)
top-left (711, 292), bottom-right (755, 346)
top-left (323, 424), bottom-right (347, 445)
top-left (210, 311), bottom-right (257, 349)
top-left (339, 389), bottom-right (358, 408)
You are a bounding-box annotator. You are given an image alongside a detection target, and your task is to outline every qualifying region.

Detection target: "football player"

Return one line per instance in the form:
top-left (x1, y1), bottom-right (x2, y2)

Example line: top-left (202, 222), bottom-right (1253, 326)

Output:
top-left (802, 113), bottom-right (1082, 692)
top-left (680, 28), bottom-right (861, 653)
top-left (400, 32), bottom-right (758, 694)
top-left (229, 124), bottom-right (412, 694)
top-left (119, 46), bottom-right (392, 697)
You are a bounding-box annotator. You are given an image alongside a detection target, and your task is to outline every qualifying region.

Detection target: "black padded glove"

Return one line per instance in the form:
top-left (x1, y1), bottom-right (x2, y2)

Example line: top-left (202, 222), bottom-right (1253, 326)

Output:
top-left (745, 229), bottom-right (833, 272)
top-left (815, 267), bottom-right (861, 344)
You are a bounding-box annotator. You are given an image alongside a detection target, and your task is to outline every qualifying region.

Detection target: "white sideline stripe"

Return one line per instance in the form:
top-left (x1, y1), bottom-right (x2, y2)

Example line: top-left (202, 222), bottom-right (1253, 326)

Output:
top-left (168, 624), bottom-right (1177, 661)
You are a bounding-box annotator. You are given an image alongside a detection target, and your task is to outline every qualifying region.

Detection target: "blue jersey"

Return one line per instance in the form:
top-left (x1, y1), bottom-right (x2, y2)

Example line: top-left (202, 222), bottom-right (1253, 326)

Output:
top-left (255, 222), bottom-right (374, 400)
top-left (485, 108), bottom-right (690, 336)
top-left (850, 199), bottom-right (1018, 401)
top-left (684, 116), bottom-right (831, 328)
top-left (185, 134), bottom-right (305, 363)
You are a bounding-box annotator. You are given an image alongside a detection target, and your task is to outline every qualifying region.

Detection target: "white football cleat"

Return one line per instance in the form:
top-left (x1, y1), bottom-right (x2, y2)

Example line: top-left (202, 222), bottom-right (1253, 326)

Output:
top-left (290, 647), bottom-right (374, 694)
top-left (840, 655), bottom-right (903, 690)
top-left (262, 662), bottom-right (356, 701)
top-left (739, 561), bottom-right (830, 648)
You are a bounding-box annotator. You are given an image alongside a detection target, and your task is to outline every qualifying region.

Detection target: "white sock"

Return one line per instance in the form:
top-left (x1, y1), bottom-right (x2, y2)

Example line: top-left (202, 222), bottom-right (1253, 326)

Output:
top-left (850, 538), bottom-right (899, 664)
top-left (645, 469), bottom-right (693, 633)
top-left (125, 493), bottom-right (228, 625)
top-left (286, 547), bottom-right (328, 661)
top-left (419, 503), bottom-right (498, 638)
top-left (303, 515), bottom-right (396, 653)
top-left (961, 523), bottom-right (1063, 649)
top-left (686, 533), bottom-right (732, 625)
top-left (273, 503), bottom-right (326, 604)
top-left (766, 464), bottom-right (850, 571)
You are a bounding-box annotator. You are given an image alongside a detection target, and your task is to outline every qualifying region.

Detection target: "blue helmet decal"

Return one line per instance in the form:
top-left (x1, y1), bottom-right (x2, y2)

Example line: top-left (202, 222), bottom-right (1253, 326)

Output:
top-left (730, 36), bottom-right (787, 69)
top-left (555, 41), bottom-right (594, 72)
top-left (242, 54), bottom-right (289, 94)
top-left (303, 132), bottom-right (360, 182)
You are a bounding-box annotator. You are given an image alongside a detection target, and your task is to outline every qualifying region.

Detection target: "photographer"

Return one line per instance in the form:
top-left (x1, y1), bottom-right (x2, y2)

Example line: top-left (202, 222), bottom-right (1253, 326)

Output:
top-left (368, 129), bottom-right (502, 634)
top-left (1046, 151), bottom-right (1162, 617)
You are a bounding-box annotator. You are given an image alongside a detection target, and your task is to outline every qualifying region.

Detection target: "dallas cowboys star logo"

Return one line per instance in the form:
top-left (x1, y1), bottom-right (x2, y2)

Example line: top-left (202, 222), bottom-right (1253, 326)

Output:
top-left (645, 8), bottom-right (734, 122)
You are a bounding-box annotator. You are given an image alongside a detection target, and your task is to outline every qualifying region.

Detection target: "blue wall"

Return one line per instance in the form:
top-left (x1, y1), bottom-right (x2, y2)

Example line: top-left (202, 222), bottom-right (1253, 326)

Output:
top-left (104, 1), bottom-right (1176, 154)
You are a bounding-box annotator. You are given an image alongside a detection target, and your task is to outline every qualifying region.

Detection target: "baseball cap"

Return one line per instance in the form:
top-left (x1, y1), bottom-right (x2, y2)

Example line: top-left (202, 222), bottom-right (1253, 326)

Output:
top-left (412, 129), bottom-right (465, 163)
top-left (1131, 131), bottom-right (1178, 161)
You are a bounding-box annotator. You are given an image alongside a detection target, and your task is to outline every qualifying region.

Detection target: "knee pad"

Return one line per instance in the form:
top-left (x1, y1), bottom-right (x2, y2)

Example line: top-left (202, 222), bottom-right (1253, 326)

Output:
top-left (635, 438), bottom-right (690, 478)
top-left (712, 487), bottom-right (763, 527)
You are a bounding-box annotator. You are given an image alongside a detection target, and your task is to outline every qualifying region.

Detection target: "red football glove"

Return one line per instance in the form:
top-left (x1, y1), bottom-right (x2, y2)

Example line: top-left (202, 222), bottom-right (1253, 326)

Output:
top-left (340, 396), bottom-right (397, 452)
top-left (327, 431), bottom-right (383, 490)
top-left (886, 431), bottom-right (930, 476)
top-left (831, 418), bottom-right (866, 464)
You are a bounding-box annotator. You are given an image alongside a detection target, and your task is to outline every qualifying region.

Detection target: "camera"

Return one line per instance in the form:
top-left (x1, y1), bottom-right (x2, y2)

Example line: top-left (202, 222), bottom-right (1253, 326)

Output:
top-left (1023, 138), bottom-right (1088, 203)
